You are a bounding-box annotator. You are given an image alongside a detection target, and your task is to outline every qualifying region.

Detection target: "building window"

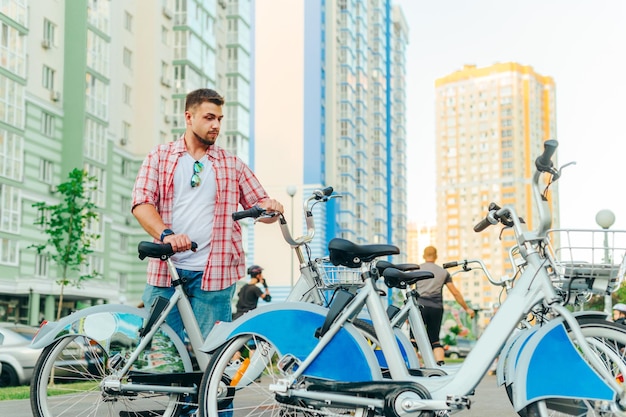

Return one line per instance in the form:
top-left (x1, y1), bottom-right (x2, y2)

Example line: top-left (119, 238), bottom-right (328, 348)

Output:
top-left (119, 272), bottom-right (128, 289)
top-left (81, 254), bottom-right (104, 278)
top-left (123, 47), bottom-right (132, 69)
top-left (0, 128), bottom-right (24, 181)
top-left (87, 29), bottom-right (109, 75)
top-left (0, 22), bottom-right (26, 76)
top-left (121, 159), bottom-right (132, 178)
top-left (121, 195), bottom-right (131, 213)
top-left (161, 26), bottom-right (168, 45)
top-left (0, 184), bottom-right (20, 233)
top-left (43, 18), bottom-right (56, 47)
top-left (0, 74), bottom-right (25, 127)
top-left (123, 84), bottom-right (131, 105)
top-left (36, 206), bottom-right (49, 230)
top-left (120, 233), bottom-right (128, 252)
top-left (42, 65), bottom-right (55, 90)
top-left (39, 159), bottom-right (53, 183)
top-left (84, 118), bottom-right (107, 163)
top-left (122, 121), bottom-right (131, 145)
top-left (34, 253), bottom-right (48, 277)
top-left (85, 73), bottom-right (108, 120)
top-left (84, 163), bottom-right (105, 208)
top-left (41, 112), bottom-right (54, 136)
top-left (124, 11), bottom-right (133, 32)
top-left (0, 238), bottom-right (18, 266)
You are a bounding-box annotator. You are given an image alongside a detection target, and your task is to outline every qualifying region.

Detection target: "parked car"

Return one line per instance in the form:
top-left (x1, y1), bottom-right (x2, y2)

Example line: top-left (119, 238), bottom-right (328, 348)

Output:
top-left (444, 338), bottom-right (476, 359)
top-left (0, 323), bottom-right (42, 387)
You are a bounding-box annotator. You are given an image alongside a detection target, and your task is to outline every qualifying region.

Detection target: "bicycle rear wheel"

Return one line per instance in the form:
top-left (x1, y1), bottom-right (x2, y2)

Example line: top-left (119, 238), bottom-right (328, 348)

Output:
top-left (523, 319), bottom-right (626, 417)
top-left (30, 335), bottom-right (184, 417)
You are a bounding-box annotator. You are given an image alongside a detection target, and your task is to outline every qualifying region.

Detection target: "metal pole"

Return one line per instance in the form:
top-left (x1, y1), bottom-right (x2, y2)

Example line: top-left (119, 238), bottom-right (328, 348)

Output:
top-left (596, 209), bottom-right (616, 317)
top-left (290, 195), bottom-right (294, 288)
top-left (286, 185), bottom-right (297, 288)
top-left (604, 230), bottom-right (611, 316)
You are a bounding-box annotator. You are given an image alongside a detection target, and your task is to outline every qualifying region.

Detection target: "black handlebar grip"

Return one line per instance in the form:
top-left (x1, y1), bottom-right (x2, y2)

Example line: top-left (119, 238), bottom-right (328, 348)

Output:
top-left (535, 139), bottom-right (558, 172)
top-left (232, 206), bottom-right (265, 221)
top-left (314, 186), bottom-right (334, 200)
top-left (474, 217), bottom-right (492, 233)
top-left (443, 261), bottom-right (458, 269)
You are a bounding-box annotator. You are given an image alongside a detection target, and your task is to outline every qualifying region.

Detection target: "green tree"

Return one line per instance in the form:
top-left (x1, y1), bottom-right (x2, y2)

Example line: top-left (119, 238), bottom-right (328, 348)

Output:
top-left (30, 168), bottom-right (101, 320)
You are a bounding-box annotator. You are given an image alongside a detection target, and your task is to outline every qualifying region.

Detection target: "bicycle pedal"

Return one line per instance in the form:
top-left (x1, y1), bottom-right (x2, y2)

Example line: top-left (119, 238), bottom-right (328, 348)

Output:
top-left (446, 395), bottom-right (471, 409)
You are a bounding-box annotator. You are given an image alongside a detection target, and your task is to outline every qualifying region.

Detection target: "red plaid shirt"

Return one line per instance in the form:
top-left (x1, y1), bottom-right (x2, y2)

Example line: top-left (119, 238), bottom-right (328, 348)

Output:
top-left (132, 137), bottom-right (269, 291)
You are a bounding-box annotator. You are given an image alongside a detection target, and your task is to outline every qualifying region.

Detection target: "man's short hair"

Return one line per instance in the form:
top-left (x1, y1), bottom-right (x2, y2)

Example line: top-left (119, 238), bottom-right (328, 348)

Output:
top-left (185, 88), bottom-right (225, 111)
top-left (423, 246), bottom-right (437, 259)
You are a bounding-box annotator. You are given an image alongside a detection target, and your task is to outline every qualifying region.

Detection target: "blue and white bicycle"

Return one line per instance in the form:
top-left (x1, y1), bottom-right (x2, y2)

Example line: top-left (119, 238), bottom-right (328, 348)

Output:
top-left (199, 140), bottom-right (626, 417)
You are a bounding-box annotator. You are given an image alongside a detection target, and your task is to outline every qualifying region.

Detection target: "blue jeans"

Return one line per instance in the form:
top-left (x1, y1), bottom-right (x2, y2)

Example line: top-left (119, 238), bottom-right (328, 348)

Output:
top-left (142, 269), bottom-right (236, 341)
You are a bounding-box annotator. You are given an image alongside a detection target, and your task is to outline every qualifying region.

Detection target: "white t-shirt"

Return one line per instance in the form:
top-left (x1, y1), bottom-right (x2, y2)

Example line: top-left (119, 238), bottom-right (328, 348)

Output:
top-left (171, 153), bottom-right (216, 270)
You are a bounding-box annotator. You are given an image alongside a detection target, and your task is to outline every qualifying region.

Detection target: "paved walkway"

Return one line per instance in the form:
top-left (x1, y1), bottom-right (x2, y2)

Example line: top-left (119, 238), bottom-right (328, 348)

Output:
top-left (0, 373), bottom-right (519, 416)
top-left (456, 373), bottom-right (519, 416)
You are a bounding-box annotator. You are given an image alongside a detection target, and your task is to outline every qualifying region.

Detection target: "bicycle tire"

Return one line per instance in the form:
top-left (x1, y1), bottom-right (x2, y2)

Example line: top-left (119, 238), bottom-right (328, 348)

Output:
top-left (30, 334), bottom-right (187, 417)
top-left (516, 318), bottom-right (626, 417)
top-left (198, 334), bottom-right (385, 417)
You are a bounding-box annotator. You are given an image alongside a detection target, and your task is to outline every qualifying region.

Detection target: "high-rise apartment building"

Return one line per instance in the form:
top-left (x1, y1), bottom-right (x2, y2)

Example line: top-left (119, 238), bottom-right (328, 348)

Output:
top-left (0, 0), bottom-right (253, 324)
top-left (254, 1), bottom-right (410, 284)
top-left (434, 63), bottom-right (559, 318)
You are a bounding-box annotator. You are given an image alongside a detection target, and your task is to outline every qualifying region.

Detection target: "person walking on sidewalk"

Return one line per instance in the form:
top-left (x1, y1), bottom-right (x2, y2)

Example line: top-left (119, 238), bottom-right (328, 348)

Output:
top-left (417, 246), bottom-right (475, 364)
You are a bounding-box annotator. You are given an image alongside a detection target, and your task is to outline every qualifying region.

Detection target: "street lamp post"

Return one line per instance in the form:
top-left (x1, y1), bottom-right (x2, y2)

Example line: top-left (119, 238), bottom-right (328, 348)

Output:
top-left (596, 209), bottom-right (616, 316)
top-left (286, 185), bottom-right (297, 288)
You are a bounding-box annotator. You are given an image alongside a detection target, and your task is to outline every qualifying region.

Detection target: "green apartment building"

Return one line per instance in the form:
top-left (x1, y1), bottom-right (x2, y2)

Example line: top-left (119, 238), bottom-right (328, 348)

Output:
top-left (0, 0), bottom-right (254, 324)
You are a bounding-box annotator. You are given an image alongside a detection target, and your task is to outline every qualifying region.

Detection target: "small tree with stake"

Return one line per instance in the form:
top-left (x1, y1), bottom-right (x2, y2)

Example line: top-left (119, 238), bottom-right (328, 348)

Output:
top-left (31, 168), bottom-right (101, 320)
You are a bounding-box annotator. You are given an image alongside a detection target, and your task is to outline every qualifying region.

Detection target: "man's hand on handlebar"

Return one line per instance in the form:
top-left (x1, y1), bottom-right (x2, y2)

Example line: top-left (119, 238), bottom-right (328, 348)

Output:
top-left (257, 198), bottom-right (284, 224)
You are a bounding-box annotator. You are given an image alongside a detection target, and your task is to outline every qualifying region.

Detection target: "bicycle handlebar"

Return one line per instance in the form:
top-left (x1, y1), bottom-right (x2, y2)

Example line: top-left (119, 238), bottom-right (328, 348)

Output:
top-left (474, 140), bottom-right (559, 235)
top-left (535, 139), bottom-right (558, 176)
top-left (232, 205), bottom-right (267, 221)
top-left (443, 258), bottom-right (509, 288)
top-left (231, 186), bottom-right (340, 248)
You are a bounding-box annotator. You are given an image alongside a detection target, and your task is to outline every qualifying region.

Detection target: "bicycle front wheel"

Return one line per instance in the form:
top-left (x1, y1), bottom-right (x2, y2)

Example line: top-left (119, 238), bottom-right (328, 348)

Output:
top-left (198, 334), bottom-right (383, 417)
top-left (30, 335), bottom-right (183, 417)
top-left (523, 319), bottom-right (626, 417)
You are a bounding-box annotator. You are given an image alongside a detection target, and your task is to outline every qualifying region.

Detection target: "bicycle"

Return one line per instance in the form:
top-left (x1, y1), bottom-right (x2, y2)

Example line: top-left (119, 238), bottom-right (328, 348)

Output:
top-left (29, 242), bottom-right (207, 417)
top-left (198, 139), bottom-right (626, 417)
top-left (25, 186), bottom-right (417, 417)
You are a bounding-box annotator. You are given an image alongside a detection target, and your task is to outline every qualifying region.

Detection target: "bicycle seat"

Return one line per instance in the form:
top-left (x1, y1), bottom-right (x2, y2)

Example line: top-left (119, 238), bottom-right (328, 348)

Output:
top-left (383, 268), bottom-right (434, 289)
top-left (376, 260), bottom-right (420, 276)
top-left (328, 238), bottom-right (400, 268)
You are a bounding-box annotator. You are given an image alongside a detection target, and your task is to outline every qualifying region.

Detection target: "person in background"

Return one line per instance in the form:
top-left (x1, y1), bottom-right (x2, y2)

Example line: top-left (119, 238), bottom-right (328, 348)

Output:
top-left (131, 88), bottom-right (283, 343)
top-left (416, 246), bottom-right (475, 365)
top-left (233, 265), bottom-right (271, 319)
top-left (612, 303), bottom-right (626, 325)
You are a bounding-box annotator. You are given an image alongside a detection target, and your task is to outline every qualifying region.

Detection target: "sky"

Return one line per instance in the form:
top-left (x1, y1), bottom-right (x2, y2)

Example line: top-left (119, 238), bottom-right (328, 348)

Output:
top-left (393, 0), bottom-right (626, 230)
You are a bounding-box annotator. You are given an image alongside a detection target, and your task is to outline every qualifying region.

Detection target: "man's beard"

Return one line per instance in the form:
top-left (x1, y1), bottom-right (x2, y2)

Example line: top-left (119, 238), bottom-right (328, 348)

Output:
top-left (192, 130), bottom-right (216, 146)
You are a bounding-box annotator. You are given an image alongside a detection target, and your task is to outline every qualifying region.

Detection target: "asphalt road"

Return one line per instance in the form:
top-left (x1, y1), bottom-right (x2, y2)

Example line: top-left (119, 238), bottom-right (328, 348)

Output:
top-left (0, 374), bottom-right (518, 416)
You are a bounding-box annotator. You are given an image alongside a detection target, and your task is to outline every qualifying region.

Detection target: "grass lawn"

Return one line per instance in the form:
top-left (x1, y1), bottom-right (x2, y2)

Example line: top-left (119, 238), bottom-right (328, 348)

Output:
top-left (0, 385), bottom-right (30, 401)
top-left (0, 381), bottom-right (98, 401)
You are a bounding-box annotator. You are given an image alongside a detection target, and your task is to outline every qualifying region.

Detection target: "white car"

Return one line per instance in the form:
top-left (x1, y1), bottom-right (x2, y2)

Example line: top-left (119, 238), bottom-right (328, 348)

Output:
top-left (0, 323), bottom-right (42, 387)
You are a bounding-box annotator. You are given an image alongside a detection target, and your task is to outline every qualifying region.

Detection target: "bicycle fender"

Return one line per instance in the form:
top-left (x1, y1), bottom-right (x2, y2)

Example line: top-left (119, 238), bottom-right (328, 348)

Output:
top-left (203, 302), bottom-right (383, 382)
top-left (358, 317), bottom-right (420, 369)
top-left (497, 325), bottom-right (539, 387)
top-left (498, 312), bottom-right (611, 387)
top-left (510, 318), bottom-right (615, 411)
top-left (30, 304), bottom-right (193, 372)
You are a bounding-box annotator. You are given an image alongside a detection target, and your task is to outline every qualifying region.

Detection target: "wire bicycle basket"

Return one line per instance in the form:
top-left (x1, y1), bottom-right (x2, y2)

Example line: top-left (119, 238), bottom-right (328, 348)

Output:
top-left (314, 258), bottom-right (365, 289)
top-left (545, 229), bottom-right (626, 296)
